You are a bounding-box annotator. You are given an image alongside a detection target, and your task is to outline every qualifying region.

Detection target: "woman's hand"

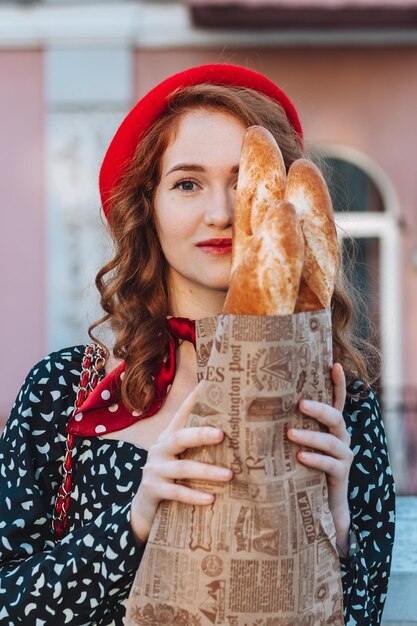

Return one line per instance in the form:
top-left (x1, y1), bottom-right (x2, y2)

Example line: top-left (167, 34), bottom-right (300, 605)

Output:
top-left (130, 384), bottom-right (233, 545)
top-left (287, 363), bottom-right (353, 555)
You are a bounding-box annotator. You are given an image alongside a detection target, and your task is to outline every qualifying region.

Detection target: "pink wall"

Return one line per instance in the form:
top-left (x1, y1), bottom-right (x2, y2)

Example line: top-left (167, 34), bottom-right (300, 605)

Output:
top-left (0, 51), bottom-right (45, 421)
top-left (1, 45), bottom-right (415, 422)
top-left (135, 47), bottom-right (417, 387)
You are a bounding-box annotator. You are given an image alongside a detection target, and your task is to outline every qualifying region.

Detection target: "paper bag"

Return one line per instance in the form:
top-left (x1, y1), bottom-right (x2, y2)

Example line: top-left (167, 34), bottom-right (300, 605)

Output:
top-left (126, 309), bottom-right (345, 626)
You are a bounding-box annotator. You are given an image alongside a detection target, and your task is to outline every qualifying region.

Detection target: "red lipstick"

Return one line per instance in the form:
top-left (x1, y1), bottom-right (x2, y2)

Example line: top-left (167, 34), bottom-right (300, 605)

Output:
top-left (196, 238), bottom-right (232, 256)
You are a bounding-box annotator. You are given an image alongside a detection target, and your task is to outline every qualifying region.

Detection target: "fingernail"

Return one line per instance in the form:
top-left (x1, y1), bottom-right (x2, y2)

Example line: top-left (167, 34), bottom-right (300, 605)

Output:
top-left (289, 429), bottom-right (300, 439)
top-left (210, 428), bottom-right (223, 440)
top-left (302, 400), bottom-right (313, 409)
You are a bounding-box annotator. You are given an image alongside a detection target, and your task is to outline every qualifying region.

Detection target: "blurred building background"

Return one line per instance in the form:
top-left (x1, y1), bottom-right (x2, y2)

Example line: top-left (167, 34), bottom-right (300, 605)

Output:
top-left (1, 0), bottom-right (417, 497)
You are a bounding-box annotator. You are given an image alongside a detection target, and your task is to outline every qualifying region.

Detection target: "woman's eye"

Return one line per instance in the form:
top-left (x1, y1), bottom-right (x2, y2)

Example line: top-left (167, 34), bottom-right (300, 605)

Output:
top-left (174, 179), bottom-right (198, 192)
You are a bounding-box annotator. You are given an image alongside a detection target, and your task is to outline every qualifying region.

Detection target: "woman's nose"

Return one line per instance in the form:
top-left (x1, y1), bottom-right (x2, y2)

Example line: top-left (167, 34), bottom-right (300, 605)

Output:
top-left (203, 187), bottom-right (234, 228)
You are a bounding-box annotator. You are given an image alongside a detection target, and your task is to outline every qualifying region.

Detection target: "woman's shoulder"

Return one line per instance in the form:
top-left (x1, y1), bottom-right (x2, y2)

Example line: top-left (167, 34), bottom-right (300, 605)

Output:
top-left (22, 344), bottom-right (88, 390)
top-left (5, 345), bottom-right (90, 436)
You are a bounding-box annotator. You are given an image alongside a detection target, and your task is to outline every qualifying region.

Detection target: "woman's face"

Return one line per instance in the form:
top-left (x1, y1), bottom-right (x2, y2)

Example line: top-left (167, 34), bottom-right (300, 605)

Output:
top-left (154, 109), bottom-right (246, 310)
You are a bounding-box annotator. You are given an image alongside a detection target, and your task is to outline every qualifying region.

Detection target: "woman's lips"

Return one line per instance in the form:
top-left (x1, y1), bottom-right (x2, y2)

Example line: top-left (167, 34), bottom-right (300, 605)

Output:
top-left (196, 238), bottom-right (232, 255)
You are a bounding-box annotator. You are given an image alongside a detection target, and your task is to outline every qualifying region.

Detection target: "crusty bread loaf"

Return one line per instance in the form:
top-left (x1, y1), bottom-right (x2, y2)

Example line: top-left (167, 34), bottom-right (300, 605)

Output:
top-left (230, 125), bottom-right (287, 277)
top-left (224, 125), bottom-right (304, 315)
top-left (284, 159), bottom-right (339, 311)
top-left (223, 200), bottom-right (304, 315)
top-left (223, 126), bottom-right (338, 315)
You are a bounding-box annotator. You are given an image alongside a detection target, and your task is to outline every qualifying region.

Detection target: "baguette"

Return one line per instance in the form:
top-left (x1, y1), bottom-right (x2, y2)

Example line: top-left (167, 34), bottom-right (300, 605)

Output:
top-left (224, 126), bottom-right (338, 315)
top-left (223, 200), bottom-right (304, 315)
top-left (229, 125), bottom-right (287, 277)
top-left (284, 159), bottom-right (339, 311)
top-left (223, 126), bottom-right (304, 315)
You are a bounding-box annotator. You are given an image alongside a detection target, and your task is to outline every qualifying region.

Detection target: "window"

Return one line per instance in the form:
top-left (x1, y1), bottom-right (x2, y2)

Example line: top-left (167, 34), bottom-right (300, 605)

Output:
top-left (320, 146), bottom-right (405, 491)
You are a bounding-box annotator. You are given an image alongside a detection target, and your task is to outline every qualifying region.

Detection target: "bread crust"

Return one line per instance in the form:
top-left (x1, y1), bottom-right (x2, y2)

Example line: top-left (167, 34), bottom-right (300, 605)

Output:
top-left (230, 126), bottom-right (287, 277)
top-left (224, 127), bottom-right (338, 316)
top-left (224, 200), bottom-right (304, 315)
top-left (284, 159), bottom-right (339, 311)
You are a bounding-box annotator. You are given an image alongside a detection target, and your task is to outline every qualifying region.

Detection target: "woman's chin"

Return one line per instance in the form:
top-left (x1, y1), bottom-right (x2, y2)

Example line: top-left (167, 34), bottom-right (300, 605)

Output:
top-left (206, 277), bottom-right (231, 294)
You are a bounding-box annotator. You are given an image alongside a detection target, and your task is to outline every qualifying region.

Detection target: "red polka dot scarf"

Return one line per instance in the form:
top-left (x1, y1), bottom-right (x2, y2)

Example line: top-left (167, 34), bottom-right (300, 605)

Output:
top-left (67, 317), bottom-right (196, 437)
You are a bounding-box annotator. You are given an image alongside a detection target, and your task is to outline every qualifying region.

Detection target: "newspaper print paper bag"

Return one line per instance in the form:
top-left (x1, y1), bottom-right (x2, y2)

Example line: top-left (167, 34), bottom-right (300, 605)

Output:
top-left (126, 309), bottom-right (345, 626)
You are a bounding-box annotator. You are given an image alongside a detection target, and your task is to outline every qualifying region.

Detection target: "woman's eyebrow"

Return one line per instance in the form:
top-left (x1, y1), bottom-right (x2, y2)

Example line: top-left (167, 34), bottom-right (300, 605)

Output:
top-left (165, 163), bottom-right (239, 176)
top-left (165, 164), bottom-right (205, 176)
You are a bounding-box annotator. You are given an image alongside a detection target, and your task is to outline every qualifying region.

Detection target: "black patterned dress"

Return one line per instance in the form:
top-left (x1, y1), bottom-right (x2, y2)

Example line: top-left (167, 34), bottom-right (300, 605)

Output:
top-left (0, 346), bottom-right (395, 625)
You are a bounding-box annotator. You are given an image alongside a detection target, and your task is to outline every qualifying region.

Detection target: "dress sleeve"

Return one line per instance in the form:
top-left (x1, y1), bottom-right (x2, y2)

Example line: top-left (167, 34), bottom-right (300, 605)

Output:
top-left (0, 348), bottom-right (144, 626)
top-left (340, 381), bottom-right (396, 626)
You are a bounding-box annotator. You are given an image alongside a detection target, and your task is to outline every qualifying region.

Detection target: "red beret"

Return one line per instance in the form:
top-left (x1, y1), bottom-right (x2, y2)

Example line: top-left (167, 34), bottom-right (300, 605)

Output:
top-left (99, 63), bottom-right (303, 217)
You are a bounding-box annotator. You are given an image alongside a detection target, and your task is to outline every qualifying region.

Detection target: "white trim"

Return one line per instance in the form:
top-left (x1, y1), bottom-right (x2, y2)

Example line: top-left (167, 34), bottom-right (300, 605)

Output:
top-left (1, 2), bottom-right (417, 48)
top-left (323, 144), bottom-right (403, 394)
top-left (321, 143), bottom-right (401, 218)
top-left (326, 145), bottom-right (405, 487)
top-left (336, 212), bottom-right (398, 236)
top-left (44, 44), bottom-right (132, 351)
top-left (336, 212), bottom-right (403, 394)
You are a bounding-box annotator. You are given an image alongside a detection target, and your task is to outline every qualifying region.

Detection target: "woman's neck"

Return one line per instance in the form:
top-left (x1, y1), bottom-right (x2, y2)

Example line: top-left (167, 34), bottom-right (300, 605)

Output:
top-left (169, 281), bottom-right (226, 320)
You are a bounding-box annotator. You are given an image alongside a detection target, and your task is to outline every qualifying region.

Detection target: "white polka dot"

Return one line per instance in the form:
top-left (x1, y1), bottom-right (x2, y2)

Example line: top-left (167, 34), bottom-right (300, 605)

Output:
top-left (95, 425), bottom-right (107, 434)
top-left (120, 372), bottom-right (125, 380)
top-left (132, 410), bottom-right (142, 417)
top-left (101, 390), bottom-right (111, 401)
top-left (75, 412), bottom-right (83, 422)
top-left (108, 403), bottom-right (119, 413)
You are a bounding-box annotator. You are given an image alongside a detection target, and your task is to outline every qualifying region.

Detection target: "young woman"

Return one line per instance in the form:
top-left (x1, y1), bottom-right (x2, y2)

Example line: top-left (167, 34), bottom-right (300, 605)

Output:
top-left (0, 64), bottom-right (395, 626)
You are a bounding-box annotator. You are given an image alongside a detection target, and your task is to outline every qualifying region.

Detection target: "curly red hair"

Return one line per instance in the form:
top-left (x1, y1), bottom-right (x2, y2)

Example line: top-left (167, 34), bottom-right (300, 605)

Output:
top-left (89, 84), bottom-right (378, 412)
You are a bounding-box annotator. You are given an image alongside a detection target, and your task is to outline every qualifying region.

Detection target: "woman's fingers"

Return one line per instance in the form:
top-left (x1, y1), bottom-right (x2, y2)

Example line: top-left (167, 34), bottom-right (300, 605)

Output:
top-left (298, 362), bottom-right (347, 437)
top-left (287, 428), bottom-right (351, 461)
top-left (331, 362), bottom-right (346, 413)
top-left (291, 362), bottom-right (352, 484)
top-left (159, 425), bottom-right (225, 456)
top-left (162, 381), bottom-right (203, 436)
top-left (298, 399), bottom-right (350, 445)
top-left (141, 434), bottom-right (233, 513)
top-left (285, 364), bottom-right (353, 529)
top-left (294, 451), bottom-right (350, 482)
top-left (160, 458), bottom-right (233, 482)
top-left (287, 427), bottom-right (353, 488)
top-left (132, 382), bottom-right (229, 542)
top-left (154, 482), bottom-right (216, 506)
